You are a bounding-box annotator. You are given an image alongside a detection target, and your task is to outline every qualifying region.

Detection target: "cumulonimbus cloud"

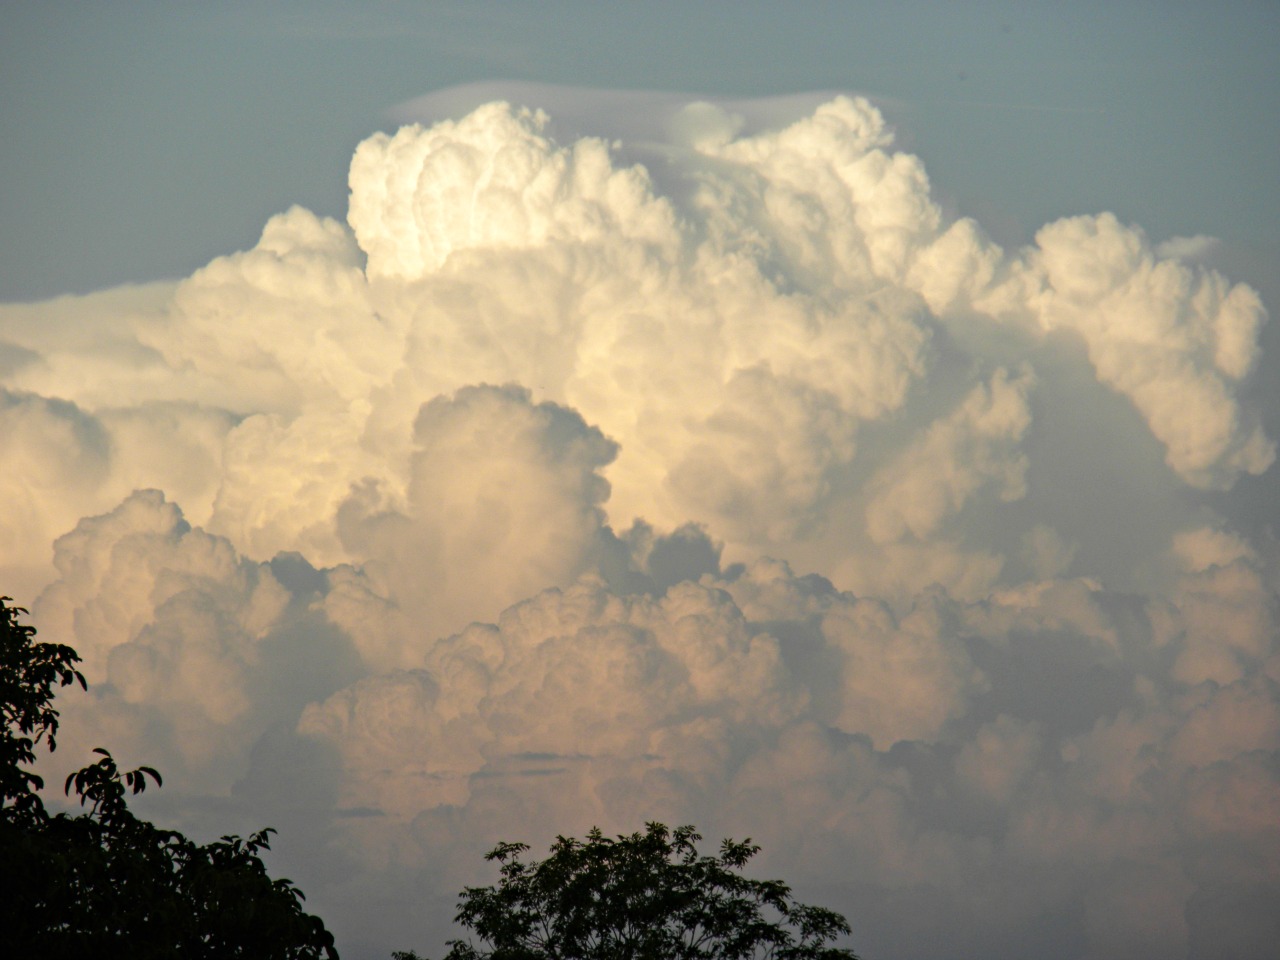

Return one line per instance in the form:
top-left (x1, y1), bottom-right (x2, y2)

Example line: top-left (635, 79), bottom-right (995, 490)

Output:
top-left (3, 92), bottom-right (1277, 959)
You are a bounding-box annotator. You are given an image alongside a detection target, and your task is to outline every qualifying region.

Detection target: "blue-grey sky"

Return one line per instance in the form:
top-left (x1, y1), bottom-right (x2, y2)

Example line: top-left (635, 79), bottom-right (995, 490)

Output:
top-left (3, 1), bottom-right (1277, 304)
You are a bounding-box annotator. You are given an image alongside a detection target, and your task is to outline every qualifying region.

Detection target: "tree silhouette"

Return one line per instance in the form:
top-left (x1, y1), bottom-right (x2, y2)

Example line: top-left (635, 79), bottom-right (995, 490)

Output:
top-left (0, 596), bottom-right (338, 958)
top-left (397, 822), bottom-right (859, 960)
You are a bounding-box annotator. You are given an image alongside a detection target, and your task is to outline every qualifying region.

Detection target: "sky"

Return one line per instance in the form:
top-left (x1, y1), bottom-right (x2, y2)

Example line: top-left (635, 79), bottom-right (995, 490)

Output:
top-left (3, 3), bottom-right (1279, 959)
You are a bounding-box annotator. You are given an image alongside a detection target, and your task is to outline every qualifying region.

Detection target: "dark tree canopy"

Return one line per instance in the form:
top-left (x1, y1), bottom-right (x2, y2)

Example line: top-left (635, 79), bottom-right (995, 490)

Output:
top-left (0, 596), bottom-right (338, 959)
top-left (0, 593), bottom-right (85, 821)
top-left (399, 822), bottom-right (859, 960)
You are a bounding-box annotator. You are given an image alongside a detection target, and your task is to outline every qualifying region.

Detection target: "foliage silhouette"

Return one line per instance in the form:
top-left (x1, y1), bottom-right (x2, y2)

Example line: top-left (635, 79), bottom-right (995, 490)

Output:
top-left (0, 596), bottom-right (338, 958)
top-left (0, 593), bottom-right (84, 822)
top-left (396, 821), bottom-right (859, 960)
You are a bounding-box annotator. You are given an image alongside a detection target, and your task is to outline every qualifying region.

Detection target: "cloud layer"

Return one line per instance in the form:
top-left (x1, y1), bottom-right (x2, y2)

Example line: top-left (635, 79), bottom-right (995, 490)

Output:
top-left (3, 94), bottom-right (1277, 959)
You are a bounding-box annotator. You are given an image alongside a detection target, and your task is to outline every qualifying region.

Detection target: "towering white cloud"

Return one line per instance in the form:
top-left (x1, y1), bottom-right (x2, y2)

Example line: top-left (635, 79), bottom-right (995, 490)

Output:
top-left (1026, 212), bottom-right (1273, 488)
top-left (349, 102), bottom-right (680, 281)
top-left (3, 92), bottom-right (1277, 959)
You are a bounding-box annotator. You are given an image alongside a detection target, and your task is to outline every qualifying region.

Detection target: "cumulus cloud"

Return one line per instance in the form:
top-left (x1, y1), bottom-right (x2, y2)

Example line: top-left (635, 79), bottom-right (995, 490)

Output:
top-left (349, 102), bottom-right (681, 281)
top-left (31, 491), bottom-right (362, 794)
top-left (864, 366), bottom-right (1035, 544)
top-left (333, 383), bottom-right (620, 665)
top-left (1026, 212), bottom-right (1273, 487)
top-left (5, 91), bottom-right (1278, 959)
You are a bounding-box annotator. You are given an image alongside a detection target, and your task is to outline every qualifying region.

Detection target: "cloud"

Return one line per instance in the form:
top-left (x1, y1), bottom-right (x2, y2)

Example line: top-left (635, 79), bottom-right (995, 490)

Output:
top-left (864, 366), bottom-right (1035, 544)
top-left (1026, 212), bottom-right (1273, 488)
top-left (349, 102), bottom-right (680, 281)
top-left (333, 382), bottom-right (620, 664)
top-left (6, 91), bottom-right (1278, 959)
top-left (31, 491), bottom-right (362, 795)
